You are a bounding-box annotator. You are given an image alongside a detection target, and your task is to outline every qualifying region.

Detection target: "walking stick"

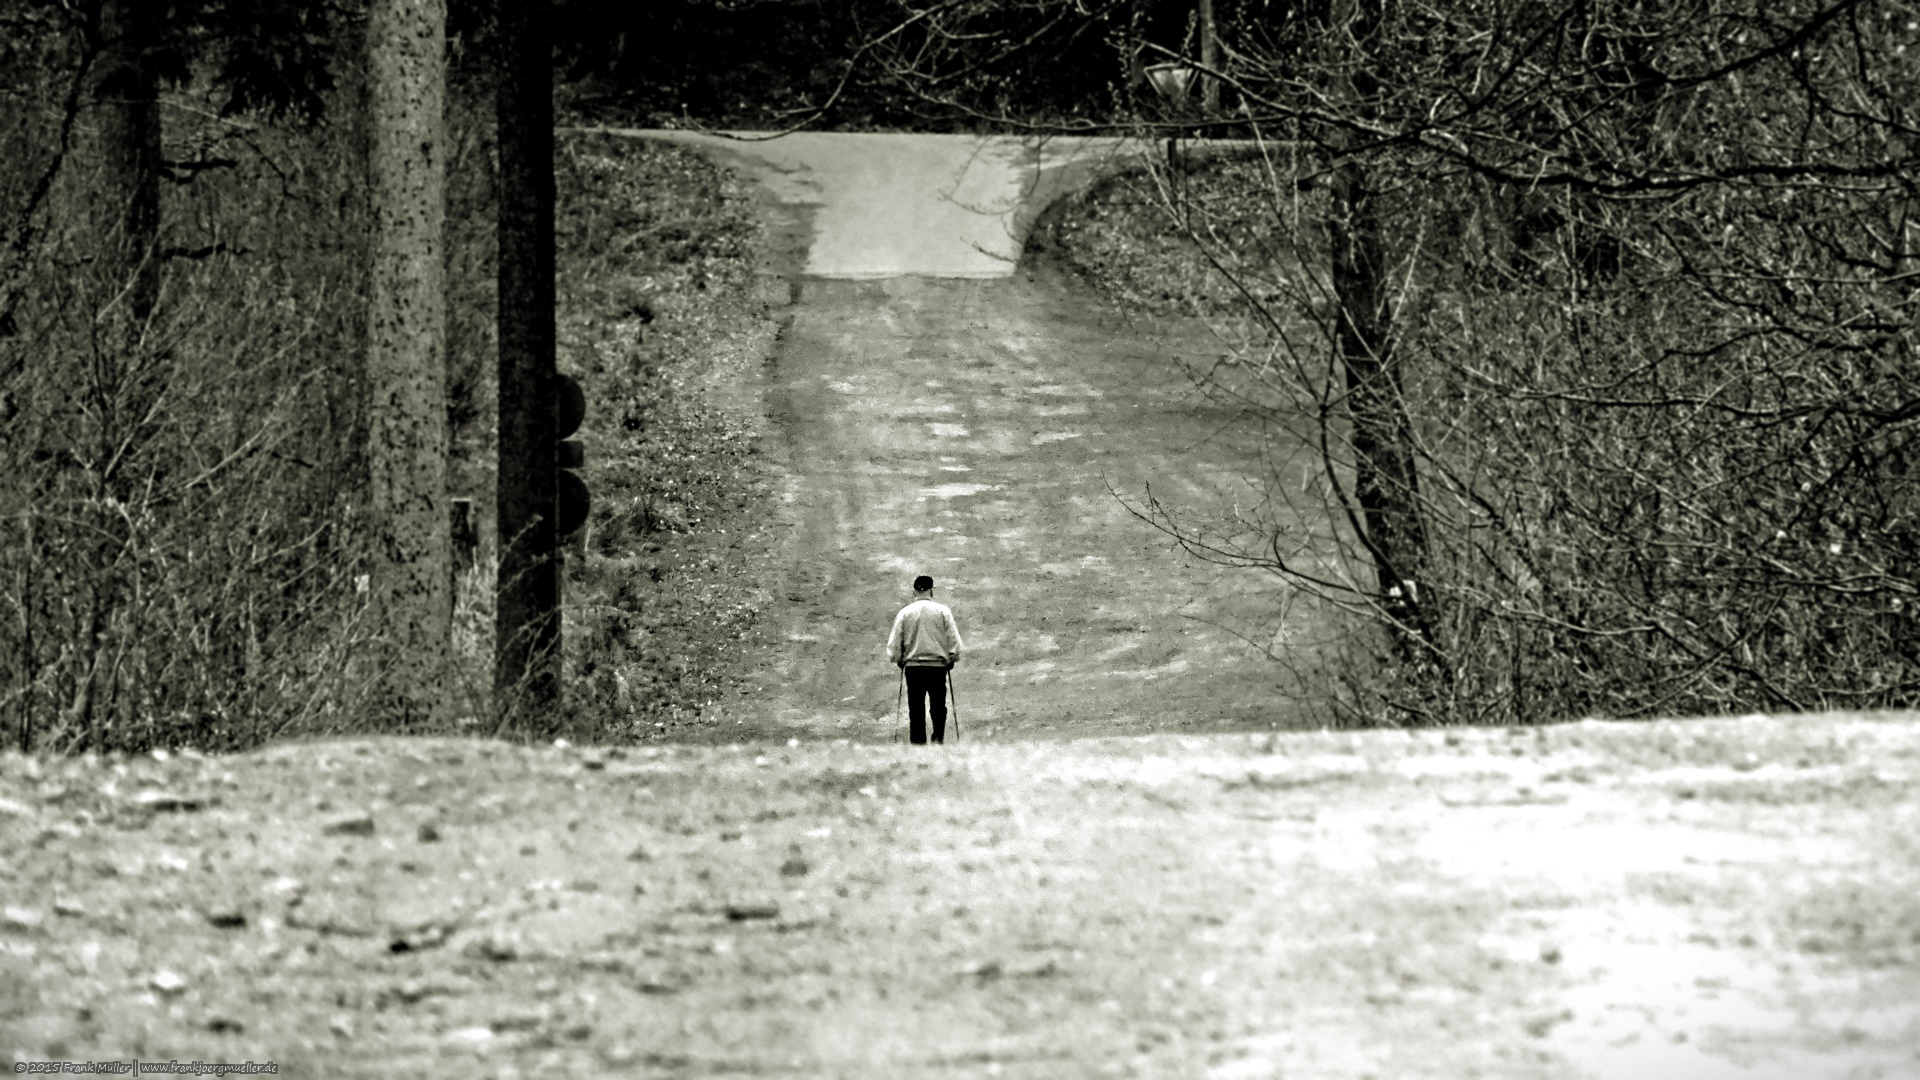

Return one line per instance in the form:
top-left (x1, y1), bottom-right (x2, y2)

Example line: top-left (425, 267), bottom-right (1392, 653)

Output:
top-left (896, 664), bottom-right (906, 744)
top-left (947, 666), bottom-right (958, 745)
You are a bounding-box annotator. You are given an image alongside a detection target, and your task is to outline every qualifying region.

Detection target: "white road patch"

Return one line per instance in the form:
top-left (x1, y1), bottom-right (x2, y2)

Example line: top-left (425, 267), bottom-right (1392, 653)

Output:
top-left (1104, 658), bottom-right (1193, 680)
top-left (929, 423), bottom-right (971, 437)
top-left (939, 465), bottom-right (972, 472)
top-left (1031, 432), bottom-right (1082, 445)
top-left (827, 380), bottom-right (863, 394)
top-left (1030, 384), bottom-right (1104, 397)
top-left (898, 403), bottom-right (958, 415)
top-left (1033, 403), bottom-right (1091, 416)
top-left (920, 483), bottom-right (1001, 499)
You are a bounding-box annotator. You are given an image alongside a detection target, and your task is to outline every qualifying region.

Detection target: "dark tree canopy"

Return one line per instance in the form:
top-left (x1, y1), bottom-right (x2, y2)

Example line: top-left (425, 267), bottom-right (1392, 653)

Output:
top-left (548, 0), bottom-right (1145, 128)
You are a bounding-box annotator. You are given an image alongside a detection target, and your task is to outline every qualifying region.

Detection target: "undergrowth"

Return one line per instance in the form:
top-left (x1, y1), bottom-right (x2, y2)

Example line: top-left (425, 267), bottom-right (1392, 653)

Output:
top-left (550, 132), bottom-right (783, 741)
top-left (1029, 151), bottom-right (1311, 322)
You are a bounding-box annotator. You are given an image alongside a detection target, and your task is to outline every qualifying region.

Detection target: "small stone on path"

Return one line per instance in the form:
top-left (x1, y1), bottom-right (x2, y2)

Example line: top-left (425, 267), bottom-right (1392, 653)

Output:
top-left (204, 907), bottom-right (248, 929)
top-left (322, 814), bottom-right (376, 837)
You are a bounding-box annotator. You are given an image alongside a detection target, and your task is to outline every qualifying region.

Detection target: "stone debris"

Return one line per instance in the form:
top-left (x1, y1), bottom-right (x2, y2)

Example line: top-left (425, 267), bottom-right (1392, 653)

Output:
top-left (725, 901), bottom-right (780, 921)
top-left (204, 907), bottom-right (248, 929)
top-left (322, 814), bottom-right (376, 837)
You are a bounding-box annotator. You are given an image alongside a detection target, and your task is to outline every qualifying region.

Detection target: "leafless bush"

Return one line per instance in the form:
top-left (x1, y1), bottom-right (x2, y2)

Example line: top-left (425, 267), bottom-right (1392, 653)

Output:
top-left (0, 58), bottom-right (391, 751)
top-left (1065, 1), bottom-right (1920, 725)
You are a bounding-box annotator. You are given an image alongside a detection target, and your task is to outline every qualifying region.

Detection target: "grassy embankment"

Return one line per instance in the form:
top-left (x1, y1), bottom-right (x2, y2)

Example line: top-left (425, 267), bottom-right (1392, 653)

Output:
top-left (1027, 152), bottom-right (1307, 321)
top-left (539, 133), bottom-right (787, 742)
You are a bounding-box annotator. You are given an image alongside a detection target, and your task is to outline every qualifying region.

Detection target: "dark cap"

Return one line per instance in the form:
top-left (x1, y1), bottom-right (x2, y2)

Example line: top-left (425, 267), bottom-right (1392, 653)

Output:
top-left (913, 575), bottom-right (934, 592)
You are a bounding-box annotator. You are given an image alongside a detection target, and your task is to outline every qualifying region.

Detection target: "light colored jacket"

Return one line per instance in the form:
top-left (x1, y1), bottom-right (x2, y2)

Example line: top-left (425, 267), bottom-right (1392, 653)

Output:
top-left (887, 597), bottom-right (963, 667)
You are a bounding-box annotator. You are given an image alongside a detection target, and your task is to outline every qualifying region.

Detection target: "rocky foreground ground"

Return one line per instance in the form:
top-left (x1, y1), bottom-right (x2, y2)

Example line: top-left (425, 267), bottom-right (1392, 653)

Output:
top-left (4, 712), bottom-right (1919, 1079)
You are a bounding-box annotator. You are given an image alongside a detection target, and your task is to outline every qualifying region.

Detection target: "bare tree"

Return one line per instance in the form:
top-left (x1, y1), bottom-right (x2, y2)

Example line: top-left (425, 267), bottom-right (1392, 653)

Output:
top-left (1168, 0), bottom-right (1916, 722)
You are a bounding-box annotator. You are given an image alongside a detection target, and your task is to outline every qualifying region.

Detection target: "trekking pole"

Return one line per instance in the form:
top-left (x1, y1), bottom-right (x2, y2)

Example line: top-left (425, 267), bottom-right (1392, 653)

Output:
top-left (896, 664), bottom-right (906, 744)
top-left (948, 666), bottom-right (959, 745)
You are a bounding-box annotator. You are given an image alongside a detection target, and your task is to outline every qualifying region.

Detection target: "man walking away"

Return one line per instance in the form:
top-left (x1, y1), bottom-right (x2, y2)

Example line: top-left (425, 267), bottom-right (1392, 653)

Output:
top-left (886, 575), bottom-right (963, 744)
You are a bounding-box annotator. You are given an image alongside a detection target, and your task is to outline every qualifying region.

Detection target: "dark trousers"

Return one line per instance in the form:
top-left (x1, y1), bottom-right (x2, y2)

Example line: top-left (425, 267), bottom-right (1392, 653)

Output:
top-left (904, 664), bottom-right (948, 744)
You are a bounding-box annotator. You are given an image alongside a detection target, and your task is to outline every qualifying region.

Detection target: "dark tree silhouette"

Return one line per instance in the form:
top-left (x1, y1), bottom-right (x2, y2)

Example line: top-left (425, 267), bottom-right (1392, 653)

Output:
top-left (494, 0), bottom-right (561, 729)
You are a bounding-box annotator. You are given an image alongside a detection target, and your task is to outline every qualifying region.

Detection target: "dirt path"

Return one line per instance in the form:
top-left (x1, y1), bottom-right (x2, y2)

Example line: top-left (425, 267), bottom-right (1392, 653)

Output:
top-left (5, 717), bottom-right (1918, 1077)
top-left (628, 131), bottom-right (1303, 742)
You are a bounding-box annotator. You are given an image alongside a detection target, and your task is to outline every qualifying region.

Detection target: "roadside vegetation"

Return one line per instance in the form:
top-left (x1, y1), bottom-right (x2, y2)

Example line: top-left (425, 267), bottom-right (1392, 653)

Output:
top-left (548, 132), bottom-right (782, 741)
top-left (1038, 108), bottom-right (1920, 727)
top-left (2, 42), bottom-right (381, 754)
top-left (2, 27), bottom-right (778, 752)
top-left (1030, 151), bottom-right (1311, 322)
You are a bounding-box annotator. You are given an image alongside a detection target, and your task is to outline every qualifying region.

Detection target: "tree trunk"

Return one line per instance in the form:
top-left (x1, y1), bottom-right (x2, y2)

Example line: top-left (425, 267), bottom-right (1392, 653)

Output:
top-left (1320, 0), bottom-right (1436, 657)
top-left (1197, 0), bottom-right (1219, 115)
top-left (494, 0), bottom-right (560, 729)
top-left (1329, 160), bottom-right (1431, 639)
top-left (366, 0), bottom-right (452, 729)
top-left (92, 0), bottom-right (161, 325)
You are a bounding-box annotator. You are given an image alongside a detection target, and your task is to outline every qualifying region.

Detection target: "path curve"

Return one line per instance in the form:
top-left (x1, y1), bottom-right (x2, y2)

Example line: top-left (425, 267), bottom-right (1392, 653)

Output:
top-left (615, 130), bottom-right (1313, 741)
top-left (631, 130), bottom-right (1127, 278)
